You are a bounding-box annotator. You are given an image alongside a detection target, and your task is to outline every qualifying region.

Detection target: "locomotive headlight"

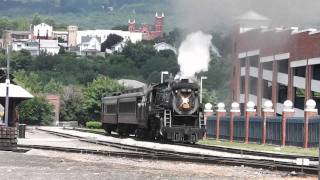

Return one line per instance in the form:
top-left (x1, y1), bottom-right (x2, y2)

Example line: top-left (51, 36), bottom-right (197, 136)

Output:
top-left (179, 94), bottom-right (191, 109)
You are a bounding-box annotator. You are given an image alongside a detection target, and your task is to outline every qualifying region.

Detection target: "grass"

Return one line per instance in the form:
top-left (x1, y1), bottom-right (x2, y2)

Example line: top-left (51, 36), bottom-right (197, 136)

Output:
top-left (198, 138), bottom-right (319, 157)
top-left (77, 127), bottom-right (105, 133)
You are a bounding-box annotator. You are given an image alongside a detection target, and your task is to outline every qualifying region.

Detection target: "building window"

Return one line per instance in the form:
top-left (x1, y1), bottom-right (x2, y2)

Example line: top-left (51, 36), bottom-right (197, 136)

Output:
top-left (312, 91), bottom-right (320, 111)
top-left (249, 77), bottom-right (258, 95)
top-left (294, 66), bottom-right (306, 77)
top-left (249, 56), bottom-right (259, 67)
top-left (240, 103), bottom-right (245, 116)
top-left (262, 79), bottom-right (272, 99)
top-left (294, 88), bottom-right (305, 110)
top-left (240, 58), bottom-right (246, 67)
top-left (240, 77), bottom-right (245, 94)
top-left (278, 83), bottom-right (287, 103)
top-left (263, 62), bottom-right (273, 71)
top-left (313, 64), bottom-right (320, 80)
top-left (278, 59), bottom-right (288, 74)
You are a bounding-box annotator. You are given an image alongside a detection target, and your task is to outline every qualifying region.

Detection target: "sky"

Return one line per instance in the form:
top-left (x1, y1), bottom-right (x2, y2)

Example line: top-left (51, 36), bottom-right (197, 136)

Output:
top-left (171, 0), bottom-right (320, 32)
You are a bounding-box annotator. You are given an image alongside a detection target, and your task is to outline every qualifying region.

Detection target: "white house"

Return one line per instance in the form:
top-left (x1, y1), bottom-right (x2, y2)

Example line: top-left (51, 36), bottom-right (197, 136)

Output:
top-left (79, 36), bottom-right (101, 56)
top-left (53, 31), bottom-right (68, 42)
top-left (39, 39), bottom-right (60, 55)
top-left (12, 40), bottom-right (40, 56)
top-left (110, 40), bottom-right (127, 53)
top-left (76, 30), bottom-right (143, 45)
top-left (154, 42), bottom-right (177, 54)
top-left (33, 23), bottom-right (53, 39)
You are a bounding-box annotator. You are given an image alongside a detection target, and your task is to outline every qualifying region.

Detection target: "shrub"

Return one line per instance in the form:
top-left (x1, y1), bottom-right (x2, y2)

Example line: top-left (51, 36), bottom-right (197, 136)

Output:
top-left (86, 121), bottom-right (102, 129)
top-left (18, 96), bottom-right (54, 125)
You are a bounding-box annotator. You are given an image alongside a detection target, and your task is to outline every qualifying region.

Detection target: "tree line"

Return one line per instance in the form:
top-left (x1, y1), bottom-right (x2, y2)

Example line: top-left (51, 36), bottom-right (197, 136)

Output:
top-left (0, 29), bottom-right (232, 126)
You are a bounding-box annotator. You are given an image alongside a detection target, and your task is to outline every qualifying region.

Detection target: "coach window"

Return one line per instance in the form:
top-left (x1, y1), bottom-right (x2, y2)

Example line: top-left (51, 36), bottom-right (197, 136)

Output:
top-left (106, 104), bottom-right (117, 114)
top-left (119, 102), bottom-right (136, 113)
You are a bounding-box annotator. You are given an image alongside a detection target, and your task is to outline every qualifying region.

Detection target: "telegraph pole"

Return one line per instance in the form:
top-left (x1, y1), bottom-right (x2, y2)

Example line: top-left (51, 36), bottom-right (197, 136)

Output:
top-left (200, 76), bottom-right (207, 104)
top-left (4, 44), bottom-right (10, 126)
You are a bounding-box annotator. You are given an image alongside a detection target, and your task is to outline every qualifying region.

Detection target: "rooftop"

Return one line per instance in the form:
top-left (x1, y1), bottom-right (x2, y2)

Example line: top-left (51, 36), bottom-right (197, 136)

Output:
top-left (235, 10), bottom-right (271, 21)
top-left (0, 83), bottom-right (33, 99)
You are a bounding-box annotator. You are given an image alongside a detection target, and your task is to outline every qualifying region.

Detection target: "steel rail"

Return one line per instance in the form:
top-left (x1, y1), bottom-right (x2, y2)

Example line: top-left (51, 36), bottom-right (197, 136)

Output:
top-left (66, 127), bottom-right (318, 161)
top-left (33, 128), bottom-right (318, 175)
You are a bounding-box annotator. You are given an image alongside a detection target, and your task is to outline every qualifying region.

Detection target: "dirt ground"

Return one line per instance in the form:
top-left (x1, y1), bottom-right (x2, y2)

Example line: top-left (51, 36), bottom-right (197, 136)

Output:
top-left (0, 150), bottom-right (316, 180)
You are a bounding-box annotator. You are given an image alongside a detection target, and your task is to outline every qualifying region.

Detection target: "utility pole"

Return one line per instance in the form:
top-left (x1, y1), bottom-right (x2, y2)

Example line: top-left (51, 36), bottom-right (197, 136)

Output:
top-left (200, 76), bottom-right (207, 104)
top-left (161, 71), bottom-right (169, 83)
top-left (4, 44), bottom-right (10, 126)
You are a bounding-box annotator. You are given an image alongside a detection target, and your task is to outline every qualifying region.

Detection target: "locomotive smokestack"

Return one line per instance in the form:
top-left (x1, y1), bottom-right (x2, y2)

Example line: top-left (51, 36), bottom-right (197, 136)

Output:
top-left (177, 31), bottom-right (213, 78)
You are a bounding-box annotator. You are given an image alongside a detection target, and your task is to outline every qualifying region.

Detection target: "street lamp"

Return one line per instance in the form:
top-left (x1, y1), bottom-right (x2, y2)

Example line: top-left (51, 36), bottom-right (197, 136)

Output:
top-left (161, 71), bottom-right (169, 83)
top-left (200, 76), bottom-right (207, 104)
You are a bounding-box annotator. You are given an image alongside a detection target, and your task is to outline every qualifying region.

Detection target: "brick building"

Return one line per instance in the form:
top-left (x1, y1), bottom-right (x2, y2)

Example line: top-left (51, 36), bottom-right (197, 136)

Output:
top-left (128, 12), bottom-right (164, 40)
top-left (46, 95), bottom-right (60, 126)
top-left (232, 11), bottom-right (320, 116)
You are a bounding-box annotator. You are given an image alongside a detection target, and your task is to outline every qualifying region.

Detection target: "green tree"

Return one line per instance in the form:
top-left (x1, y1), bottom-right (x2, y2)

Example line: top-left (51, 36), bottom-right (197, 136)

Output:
top-left (107, 55), bottom-right (139, 78)
top-left (13, 70), bottom-right (43, 93)
top-left (18, 96), bottom-right (53, 125)
top-left (10, 50), bottom-right (32, 71)
top-left (164, 28), bottom-right (183, 47)
top-left (44, 17), bottom-right (55, 27)
top-left (43, 79), bottom-right (63, 95)
top-left (82, 76), bottom-right (124, 122)
top-left (60, 85), bottom-right (86, 123)
top-left (122, 41), bottom-right (156, 68)
top-left (111, 25), bottom-right (128, 31)
top-left (101, 34), bottom-right (124, 52)
top-left (202, 89), bottom-right (218, 105)
top-left (31, 13), bottom-right (42, 26)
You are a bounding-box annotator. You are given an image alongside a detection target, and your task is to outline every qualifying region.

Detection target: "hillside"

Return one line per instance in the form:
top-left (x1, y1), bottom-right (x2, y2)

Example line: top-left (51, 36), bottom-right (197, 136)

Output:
top-left (0, 0), bottom-right (175, 30)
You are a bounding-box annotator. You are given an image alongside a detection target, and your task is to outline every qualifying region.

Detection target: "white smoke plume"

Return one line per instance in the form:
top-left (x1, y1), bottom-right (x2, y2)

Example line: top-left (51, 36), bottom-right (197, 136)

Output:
top-left (177, 31), bottom-right (213, 78)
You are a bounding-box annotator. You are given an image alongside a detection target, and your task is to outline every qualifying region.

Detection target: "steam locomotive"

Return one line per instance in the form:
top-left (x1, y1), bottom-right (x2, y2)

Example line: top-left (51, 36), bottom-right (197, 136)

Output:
top-left (101, 78), bottom-right (206, 143)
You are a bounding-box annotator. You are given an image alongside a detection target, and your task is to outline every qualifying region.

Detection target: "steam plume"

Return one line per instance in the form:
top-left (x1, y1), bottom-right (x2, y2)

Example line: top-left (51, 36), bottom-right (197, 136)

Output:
top-left (177, 31), bottom-right (212, 78)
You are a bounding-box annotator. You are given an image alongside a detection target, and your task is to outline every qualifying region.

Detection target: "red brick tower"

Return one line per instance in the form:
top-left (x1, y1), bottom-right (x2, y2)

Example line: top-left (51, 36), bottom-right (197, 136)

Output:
top-left (128, 19), bottom-right (136, 32)
top-left (154, 12), bottom-right (164, 37)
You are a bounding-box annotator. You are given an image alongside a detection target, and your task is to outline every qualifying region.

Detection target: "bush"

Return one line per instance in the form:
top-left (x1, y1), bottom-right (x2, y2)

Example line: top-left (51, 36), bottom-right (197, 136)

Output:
top-left (86, 121), bottom-right (102, 129)
top-left (18, 96), bottom-right (54, 125)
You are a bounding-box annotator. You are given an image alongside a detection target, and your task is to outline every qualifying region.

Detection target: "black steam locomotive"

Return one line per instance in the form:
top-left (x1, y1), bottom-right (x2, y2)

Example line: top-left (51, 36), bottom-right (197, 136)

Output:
top-left (101, 79), bottom-right (205, 143)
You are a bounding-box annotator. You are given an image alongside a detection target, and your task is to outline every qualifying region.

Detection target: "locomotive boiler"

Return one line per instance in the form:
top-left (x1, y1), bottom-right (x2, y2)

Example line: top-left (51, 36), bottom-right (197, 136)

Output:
top-left (101, 78), bottom-right (206, 143)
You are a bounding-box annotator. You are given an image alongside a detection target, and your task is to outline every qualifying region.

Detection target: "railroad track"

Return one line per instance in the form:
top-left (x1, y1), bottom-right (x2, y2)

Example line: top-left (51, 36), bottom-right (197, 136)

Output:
top-left (179, 143), bottom-right (318, 161)
top-left (67, 127), bottom-right (319, 161)
top-left (23, 127), bottom-right (319, 175)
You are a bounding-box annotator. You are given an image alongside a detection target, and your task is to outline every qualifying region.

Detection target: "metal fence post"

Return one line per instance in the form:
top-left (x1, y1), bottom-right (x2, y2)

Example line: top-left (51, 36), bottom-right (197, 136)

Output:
top-left (216, 103), bottom-right (226, 141)
top-left (304, 99), bottom-right (318, 148)
top-left (203, 103), bottom-right (213, 140)
top-left (282, 100), bottom-right (295, 147)
top-left (245, 101), bottom-right (256, 144)
top-left (262, 101), bottom-right (274, 144)
top-left (230, 102), bottom-right (241, 142)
